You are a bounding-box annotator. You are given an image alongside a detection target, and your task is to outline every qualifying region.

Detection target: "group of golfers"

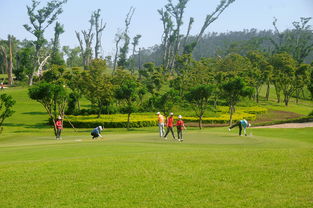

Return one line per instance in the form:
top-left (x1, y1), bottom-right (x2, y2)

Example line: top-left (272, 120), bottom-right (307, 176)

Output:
top-left (54, 113), bottom-right (250, 140)
top-left (157, 112), bottom-right (186, 142)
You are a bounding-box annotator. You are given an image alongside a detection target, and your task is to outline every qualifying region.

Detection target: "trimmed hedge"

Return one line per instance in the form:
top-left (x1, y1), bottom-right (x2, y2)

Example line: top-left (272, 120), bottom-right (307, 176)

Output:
top-left (63, 107), bottom-right (267, 128)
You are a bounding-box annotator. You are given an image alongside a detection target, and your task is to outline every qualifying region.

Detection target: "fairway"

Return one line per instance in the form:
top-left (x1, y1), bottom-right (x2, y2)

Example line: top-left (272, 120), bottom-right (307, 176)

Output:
top-left (1, 127), bottom-right (312, 208)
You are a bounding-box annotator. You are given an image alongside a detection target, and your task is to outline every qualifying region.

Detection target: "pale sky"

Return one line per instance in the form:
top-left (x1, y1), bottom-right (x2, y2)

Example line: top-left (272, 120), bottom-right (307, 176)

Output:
top-left (0, 0), bottom-right (312, 57)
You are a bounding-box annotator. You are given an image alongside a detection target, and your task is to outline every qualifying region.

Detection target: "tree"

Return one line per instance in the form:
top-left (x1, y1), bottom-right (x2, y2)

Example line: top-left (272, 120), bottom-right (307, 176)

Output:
top-left (294, 64), bottom-right (311, 103)
top-left (130, 34), bottom-right (142, 74)
top-left (50, 22), bottom-right (65, 66)
top-left (117, 7), bottom-right (135, 69)
top-left (76, 13), bottom-right (95, 69)
top-left (23, 0), bottom-right (67, 85)
top-left (62, 46), bottom-right (82, 67)
top-left (28, 82), bottom-right (68, 138)
top-left (115, 77), bottom-right (140, 130)
top-left (270, 53), bottom-right (298, 106)
top-left (93, 9), bottom-right (106, 59)
top-left (185, 84), bottom-right (214, 129)
top-left (187, 0), bottom-right (235, 53)
top-left (81, 60), bottom-right (114, 118)
top-left (308, 66), bottom-right (313, 100)
top-left (246, 51), bottom-right (272, 103)
top-left (271, 17), bottom-right (313, 63)
top-left (155, 89), bottom-right (180, 117)
top-left (16, 47), bottom-right (36, 81)
top-left (221, 77), bottom-right (252, 125)
top-left (0, 94), bottom-right (15, 134)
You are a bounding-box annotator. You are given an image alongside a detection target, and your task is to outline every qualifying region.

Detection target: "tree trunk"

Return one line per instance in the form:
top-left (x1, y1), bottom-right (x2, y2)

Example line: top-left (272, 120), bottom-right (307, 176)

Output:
top-left (28, 73), bottom-right (34, 86)
top-left (296, 89), bottom-right (300, 104)
top-left (229, 105), bottom-right (233, 126)
top-left (255, 87), bottom-right (259, 103)
top-left (266, 82), bottom-right (270, 101)
top-left (8, 36), bottom-right (13, 86)
top-left (199, 115), bottom-right (203, 130)
top-left (274, 83), bottom-right (281, 103)
top-left (127, 113), bottom-right (131, 130)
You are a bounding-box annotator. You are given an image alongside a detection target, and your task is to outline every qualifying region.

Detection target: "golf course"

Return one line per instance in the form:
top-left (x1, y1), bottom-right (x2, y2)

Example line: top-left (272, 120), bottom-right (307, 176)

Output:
top-left (0, 87), bottom-right (312, 208)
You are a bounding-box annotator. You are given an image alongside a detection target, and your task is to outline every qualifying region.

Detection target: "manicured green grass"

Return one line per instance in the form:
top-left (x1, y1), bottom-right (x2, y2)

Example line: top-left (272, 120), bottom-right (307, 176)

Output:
top-left (0, 86), bottom-right (313, 207)
top-left (1, 127), bottom-right (313, 208)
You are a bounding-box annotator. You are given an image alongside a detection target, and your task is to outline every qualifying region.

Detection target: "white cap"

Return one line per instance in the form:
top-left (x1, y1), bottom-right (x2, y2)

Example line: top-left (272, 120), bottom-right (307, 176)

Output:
top-left (156, 112), bottom-right (160, 115)
top-left (98, 126), bottom-right (103, 131)
top-left (58, 116), bottom-right (62, 120)
top-left (178, 115), bottom-right (182, 119)
top-left (170, 112), bottom-right (174, 116)
top-left (248, 123), bottom-right (251, 127)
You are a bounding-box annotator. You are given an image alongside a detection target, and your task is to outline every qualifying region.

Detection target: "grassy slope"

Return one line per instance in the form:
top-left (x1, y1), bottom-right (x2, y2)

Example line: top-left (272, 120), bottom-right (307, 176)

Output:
top-left (0, 87), bottom-right (312, 207)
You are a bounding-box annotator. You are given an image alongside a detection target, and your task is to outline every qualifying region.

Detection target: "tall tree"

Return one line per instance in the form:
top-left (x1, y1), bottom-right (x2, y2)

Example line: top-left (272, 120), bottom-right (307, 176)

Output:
top-left (93, 9), bottom-right (106, 59)
top-left (50, 22), bottom-right (65, 65)
top-left (270, 53), bottom-right (298, 106)
top-left (117, 7), bottom-right (135, 69)
top-left (23, 0), bottom-right (67, 85)
top-left (76, 13), bottom-right (95, 69)
top-left (271, 17), bottom-right (313, 63)
top-left (130, 34), bottom-right (142, 74)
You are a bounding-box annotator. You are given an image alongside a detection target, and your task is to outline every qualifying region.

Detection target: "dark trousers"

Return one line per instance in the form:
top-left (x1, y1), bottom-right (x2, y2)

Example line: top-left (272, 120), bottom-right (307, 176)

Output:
top-left (164, 126), bottom-right (175, 139)
top-left (56, 129), bottom-right (62, 139)
top-left (91, 132), bottom-right (99, 139)
top-left (230, 122), bottom-right (243, 136)
top-left (177, 128), bottom-right (183, 140)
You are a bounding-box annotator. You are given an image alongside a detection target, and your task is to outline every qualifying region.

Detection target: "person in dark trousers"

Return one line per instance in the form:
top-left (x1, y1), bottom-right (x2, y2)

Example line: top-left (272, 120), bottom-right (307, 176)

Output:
top-left (91, 126), bottom-right (103, 139)
top-left (164, 112), bottom-right (176, 140)
top-left (55, 116), bottom-right (63, 140)
top-left (228, 119), bottom-right (251, 136)
top-left (176, 115), bottom-right (186, 142)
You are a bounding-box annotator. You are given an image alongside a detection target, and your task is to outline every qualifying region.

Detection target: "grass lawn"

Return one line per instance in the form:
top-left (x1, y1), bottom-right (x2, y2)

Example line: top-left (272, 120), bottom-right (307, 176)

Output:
top-left (0, 86), bottom-right (312, 207)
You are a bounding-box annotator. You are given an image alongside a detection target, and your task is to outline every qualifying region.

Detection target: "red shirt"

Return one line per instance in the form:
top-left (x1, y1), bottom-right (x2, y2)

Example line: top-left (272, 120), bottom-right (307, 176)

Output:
top-left (55, 120), bottom-right (63, 129)
top-left (166, 116), bottom-right (174, 127)
top-left (176, 120), bottom-right (184, 130)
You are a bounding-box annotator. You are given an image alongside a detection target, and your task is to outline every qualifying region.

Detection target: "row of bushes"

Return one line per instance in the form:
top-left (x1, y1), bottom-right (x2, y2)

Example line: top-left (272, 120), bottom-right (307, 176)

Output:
top-left (63, 108), bottom-right (265, 128)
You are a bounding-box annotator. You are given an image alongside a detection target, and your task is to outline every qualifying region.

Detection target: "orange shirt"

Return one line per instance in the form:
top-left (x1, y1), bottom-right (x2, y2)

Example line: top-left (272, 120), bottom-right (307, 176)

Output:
top-left (176, 120), bottom-right (184, 130)
top-left (158, 114), bottom-right (164, 123)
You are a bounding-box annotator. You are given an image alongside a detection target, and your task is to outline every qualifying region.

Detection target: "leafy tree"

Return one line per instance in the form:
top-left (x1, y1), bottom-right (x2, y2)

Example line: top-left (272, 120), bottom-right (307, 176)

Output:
top-left (294, 64), bottom-right (311, 103)
top-left (23, 0), bottom-right (67, 85)
top-left (185, 84), bottom-right (214, 129)
top-left (139, 62), bottom-right (163, 96)
top-left (246, 51), bottom-right (272, 103)
top-left (0, 94), bottom-right (15, 134)
top-left (81, 62), bottom-right (114, 118)
top-left (115, 78), bottom-right (140, 130)
top-left (155, 89), bottom-right (180, 117)
top-left (308, 66), bottom-right (313, 100)
top-left (28, 82), bottom-right (68, 138)
top-left (50, 22), bottom-right (65, 66)
top-left (62, 46), bottom-right (82, 67)
top-left (221, 77), bottom-right (252, 125)
top-left (270, 53), bottom-right (298, 106)
top-left (15, 47), bottom-right (36, 81)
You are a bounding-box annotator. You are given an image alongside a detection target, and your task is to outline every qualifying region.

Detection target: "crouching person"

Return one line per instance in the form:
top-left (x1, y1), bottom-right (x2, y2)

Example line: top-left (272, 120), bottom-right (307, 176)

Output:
top-left (228, 119), bottom-right (251, 136)
top-left (91, 126), bottom-right (103, 139)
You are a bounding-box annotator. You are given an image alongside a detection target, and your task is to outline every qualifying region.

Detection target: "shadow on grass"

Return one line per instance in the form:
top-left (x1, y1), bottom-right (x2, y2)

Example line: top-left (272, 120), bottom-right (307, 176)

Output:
top-left (22, 112), bottom-right (47, 115)
top-left (4, 122), bottom-right (50, 129)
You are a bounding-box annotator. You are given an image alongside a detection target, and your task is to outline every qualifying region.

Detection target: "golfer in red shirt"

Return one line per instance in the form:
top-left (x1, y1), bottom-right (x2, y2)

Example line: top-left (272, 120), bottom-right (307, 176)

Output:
top-left (164, 112), bottom-right (176, 140)
top-left (55, 116), bottom-right (63, 140)
top-left (176, 115), bottom-right (185, 142)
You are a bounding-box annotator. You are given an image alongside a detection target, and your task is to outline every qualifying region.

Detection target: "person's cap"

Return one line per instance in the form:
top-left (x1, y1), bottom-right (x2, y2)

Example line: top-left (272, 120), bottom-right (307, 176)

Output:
top-left (178, 115), bottom-right (182, 119)
top-left (58, 116), bottom-right (62, 120)
top-left (248, 123), bottom-right (251, 127)
top-left (99, 126), bottom-right (103, 130)
top-left (170, 112), bottom-right (174, 115)
top-left (156, 112), bottom-right (160, 115)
